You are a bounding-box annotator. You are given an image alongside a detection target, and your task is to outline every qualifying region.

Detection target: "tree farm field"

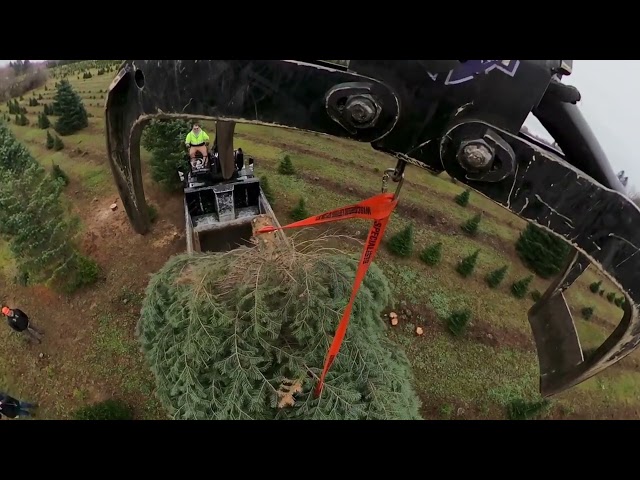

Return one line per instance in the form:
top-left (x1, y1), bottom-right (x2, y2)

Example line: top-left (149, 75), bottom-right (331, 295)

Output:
top-left (0, 60), bottom-right (639, 419)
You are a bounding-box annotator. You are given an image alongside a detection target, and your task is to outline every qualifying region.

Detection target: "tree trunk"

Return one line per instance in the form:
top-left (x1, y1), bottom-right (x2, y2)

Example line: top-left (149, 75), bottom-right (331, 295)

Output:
top-left (215, 121), bottom-right (236, 180)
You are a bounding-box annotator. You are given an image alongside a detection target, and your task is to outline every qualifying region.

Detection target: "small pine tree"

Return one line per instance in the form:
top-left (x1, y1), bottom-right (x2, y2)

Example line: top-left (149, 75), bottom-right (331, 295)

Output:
top-left (45, 130), bottom-right (54, 149)
top-left (17, 113), bottom-right (28, 126)
top-left (51, 163), bottom-right (69, 185)
top-left (512, 275), bottom-right (534, 299)
top-left (447, 309), bottom-right (471, 336)
top-left (456, 249), bottom-right (480, 277)
top-left (460, 213), bottom-right (482, 235)
top-left (486, 265), bottom-right (508, 288)
top-left (73, 399), bottom-right (133, 420)
top-left (260, 175), bottom-right (275, 205)
top-left (278, 155), bottom-right (296, 175)
top-left (507, 398), bottom-right (550, 420)
top-left (581, 307), bottom-right (594, 320)
top-left (531, 289), bottom-right (542, 302)
top-left (515, 223), bottom-right (571, 279)
top-left (614, 296), bottom-right (625, 308)
top-left (606, 292), bottom-right (616, 303)
top-left (290, 198), bottom-right (309, 221)
top-left (37, 112), bottom-right (50, 129)
top-left (599, 290), bottom-right (605, 297)
top-left (387, 224), bottom-right (414, 257)
top-left (51, 79), bottom-right (89, 135)
top-left (589, 280), bottom-right (602, 293)
top-left (419, 242), bottom-right (442, 266)
top-left (53, 134), bottom-right (64, 151)
top-left (455, 189), bottom-right (471, 207)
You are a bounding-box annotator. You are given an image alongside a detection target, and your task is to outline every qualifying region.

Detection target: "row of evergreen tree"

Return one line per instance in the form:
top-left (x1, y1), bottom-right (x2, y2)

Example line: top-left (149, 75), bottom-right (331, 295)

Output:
top-left (0, 120), bottom-right (98, 292)
top-left (4, 79), bottom-right (89, 136)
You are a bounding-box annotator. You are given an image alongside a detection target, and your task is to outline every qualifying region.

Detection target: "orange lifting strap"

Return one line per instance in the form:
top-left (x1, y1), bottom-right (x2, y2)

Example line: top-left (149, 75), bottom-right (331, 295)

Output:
top-left (256, 168), bottom-right (404, 397)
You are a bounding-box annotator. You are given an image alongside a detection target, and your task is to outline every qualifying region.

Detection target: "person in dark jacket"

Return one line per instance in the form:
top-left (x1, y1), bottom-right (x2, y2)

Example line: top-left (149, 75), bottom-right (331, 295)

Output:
top-left (0, 392), bottom-right (37, 419)
top-left (1, 306), bottom-right (43, 344)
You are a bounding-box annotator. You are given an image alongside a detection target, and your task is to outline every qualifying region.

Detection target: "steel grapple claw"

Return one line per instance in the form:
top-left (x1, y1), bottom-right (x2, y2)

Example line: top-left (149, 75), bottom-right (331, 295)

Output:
top-left (105, 59), bottom-right (638, 397)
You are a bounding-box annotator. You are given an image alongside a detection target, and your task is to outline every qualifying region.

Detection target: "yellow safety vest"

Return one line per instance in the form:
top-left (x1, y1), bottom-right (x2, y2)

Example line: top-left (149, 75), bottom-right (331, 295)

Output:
top-left (185, 129), bottom-right (209, 145)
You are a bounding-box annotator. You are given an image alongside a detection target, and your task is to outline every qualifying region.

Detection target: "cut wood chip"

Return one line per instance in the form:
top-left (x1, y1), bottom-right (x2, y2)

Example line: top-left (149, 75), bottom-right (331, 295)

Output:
top-left (416, 326), bottom-right (424, 336)
top-left (276, 378), bottom-right (304, 408)
top-left (389, 312), bottom-right (398, 318)
top-left (390, 317), bottom-right (399, 326)
top-left (110, 203), bottom-right (118, 211)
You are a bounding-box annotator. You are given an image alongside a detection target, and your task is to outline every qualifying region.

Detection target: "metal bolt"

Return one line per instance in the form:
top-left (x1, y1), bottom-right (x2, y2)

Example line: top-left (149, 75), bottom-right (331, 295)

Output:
top-left (457, 140), bottom-right (494, 171)
top-left (345, 96), bottom-right (377, 126)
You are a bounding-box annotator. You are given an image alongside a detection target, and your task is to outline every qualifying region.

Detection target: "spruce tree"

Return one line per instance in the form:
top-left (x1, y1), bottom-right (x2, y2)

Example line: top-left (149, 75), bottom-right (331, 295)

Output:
top-left (0, 122), bottom-right (99, 292)
top-left (515, 223), bottom-right (571, 279)
top-left (531, 290), bottom-right (542, 302)
top-left (455, 189), bottom-right (471, 207)
top-left (387, 223), bottom-right (414, 257)
top-left (419, 242), bottom-right (442, 266)
top-left (37, 112), bottom-right (50, 129)
top-left (606, 292), bottom-right (616, 303)
top-left (51, 163), bottom-right (69, 186)
top-left (141, 119), bottom-right (191, 191)
top-left (456, 249), bottom-right (480, 277)
top-left (138, 244), bottom-right (423, 420)
top-left (278, 154), bottom-right (296, 175)
top-left (53, 134), bottom-right (64, 151)
top-left (51, 79), bottom-right (89, 135)
top-left (260, 175), bottom-right (275, 205)
top-left (45, 130), bottom-right (54, 149)
top-left (507, 398), bottom-right (550, 420)
top-left (290, 198), bottom-right (309, 221)
top-left (486, 265), bottom-right (508, 288)
top-left (581, 307), bottom-right (594, 320)
top-left (447, 309), bottom-right (471, 336)
top-left (511, 275), bottom-right (533, 299)
top-left (589, 280), bottom-right (602, 294)
top-left (460, 213), bottom-right (481, 235)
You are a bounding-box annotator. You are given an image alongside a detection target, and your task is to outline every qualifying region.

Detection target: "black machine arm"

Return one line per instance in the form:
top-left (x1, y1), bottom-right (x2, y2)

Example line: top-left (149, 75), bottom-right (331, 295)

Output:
top-left (105, 60), bottom-right (639, 397)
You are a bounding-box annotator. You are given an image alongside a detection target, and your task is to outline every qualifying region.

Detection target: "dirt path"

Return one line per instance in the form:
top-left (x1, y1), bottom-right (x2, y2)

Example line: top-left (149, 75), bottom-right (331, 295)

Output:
top-left (0, 168), bottom-right (186, 418)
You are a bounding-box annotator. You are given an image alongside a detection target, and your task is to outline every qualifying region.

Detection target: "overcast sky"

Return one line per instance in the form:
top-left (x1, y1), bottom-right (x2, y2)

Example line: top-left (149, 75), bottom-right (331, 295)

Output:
top-left (1, 60), bottom-right (636, 184)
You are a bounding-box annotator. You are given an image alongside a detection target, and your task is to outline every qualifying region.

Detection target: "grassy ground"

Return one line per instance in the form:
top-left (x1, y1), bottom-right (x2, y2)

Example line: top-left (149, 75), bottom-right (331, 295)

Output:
top-left (0, 60), bottom-right (638, 419)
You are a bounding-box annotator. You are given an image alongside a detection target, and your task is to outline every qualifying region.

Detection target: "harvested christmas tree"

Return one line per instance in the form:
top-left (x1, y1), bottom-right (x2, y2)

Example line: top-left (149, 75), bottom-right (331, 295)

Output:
top-left (290, 198), bottom-right (309, 221)
top-left (447, 309), bottom-right (471, 336)
top-left (511, 275), bottom-right (533, 299)
top-left (486, 265), bottom-right (508, 288)
top-left (456, 249), bottom-right (480, 277)
top-left (387, 223), bottom-right (414, 257)
top-left (455, 189), bottom-right (471, 207)
top-left (278, 154), bottom-right (296, 175)
top-left (460, 213), bottom-right (482, 236)
top-left (515, 223), bottom-right (571, 279)
top-left (589, 280), bottom-right (602, 294)
top-left (138, 235), bottom-right (422, 420)
top-left (419, 242), bottom-right (442, 266)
